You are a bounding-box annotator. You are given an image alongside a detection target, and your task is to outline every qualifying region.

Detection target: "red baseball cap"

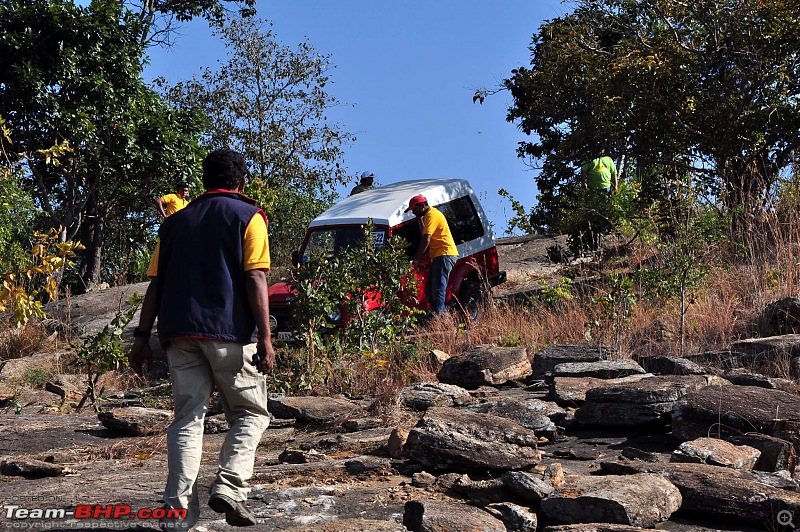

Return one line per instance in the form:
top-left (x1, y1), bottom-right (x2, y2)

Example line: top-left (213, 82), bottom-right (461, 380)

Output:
top-left (405, 194), bottom-right (427, 212)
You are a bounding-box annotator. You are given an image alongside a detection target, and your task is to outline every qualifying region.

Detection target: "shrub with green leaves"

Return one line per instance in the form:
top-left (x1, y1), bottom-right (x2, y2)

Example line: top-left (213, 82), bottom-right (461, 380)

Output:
top-left (287, 222), bottom-right (421, 388)
top-left (71, 293), bottom-right (142, 411)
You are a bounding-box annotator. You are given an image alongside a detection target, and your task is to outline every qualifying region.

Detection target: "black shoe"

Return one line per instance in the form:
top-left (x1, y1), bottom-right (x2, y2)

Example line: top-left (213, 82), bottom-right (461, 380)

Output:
top-left (208, 494), bottom-right (257, 527)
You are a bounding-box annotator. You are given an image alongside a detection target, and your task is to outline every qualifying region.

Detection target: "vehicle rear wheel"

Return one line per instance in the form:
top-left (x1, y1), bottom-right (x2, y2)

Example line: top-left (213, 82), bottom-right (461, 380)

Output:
top-left (456, 281), bottom-right (486, 323)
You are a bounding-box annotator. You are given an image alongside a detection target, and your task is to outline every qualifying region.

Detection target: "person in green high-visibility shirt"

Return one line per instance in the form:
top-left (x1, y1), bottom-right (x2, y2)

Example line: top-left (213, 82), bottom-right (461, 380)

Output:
top-left (580, 149), bottom-right (618, 194)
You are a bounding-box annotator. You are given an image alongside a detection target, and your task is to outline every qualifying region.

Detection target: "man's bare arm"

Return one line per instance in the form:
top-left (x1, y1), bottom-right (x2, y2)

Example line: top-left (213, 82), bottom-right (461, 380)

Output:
top-left (128, 279), bottom-right (159, 375)
top-left (154, 197), bottom-right (167, 219)
top-left (245, 269), bottom-right (275, 373)
top-left (415, 234), bottom-right (431, 262)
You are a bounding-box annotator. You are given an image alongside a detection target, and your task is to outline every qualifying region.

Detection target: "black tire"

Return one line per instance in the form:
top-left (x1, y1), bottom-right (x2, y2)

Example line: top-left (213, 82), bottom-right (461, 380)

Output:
top-left (456, 281), bottom-right (486, 323)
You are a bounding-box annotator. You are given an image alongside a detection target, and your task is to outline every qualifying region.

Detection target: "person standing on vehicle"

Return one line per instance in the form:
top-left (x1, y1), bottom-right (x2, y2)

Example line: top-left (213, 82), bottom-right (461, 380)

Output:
top-left (155, 181), bottom-right (191, 220)
top-left (406, 195), bottom-right (458, 315)
top-left (580, 148), bottom-right (618, 194)
top-left (350, 171), bottom-right (375, 195)
top-left (129, 148), bottom-right (274, 529)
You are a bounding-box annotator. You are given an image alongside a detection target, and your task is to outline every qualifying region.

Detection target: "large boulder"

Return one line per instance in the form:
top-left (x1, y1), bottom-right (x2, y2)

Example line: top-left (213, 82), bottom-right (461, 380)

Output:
top-left (400, 382), bottom-right (475, 411)
top-left (575, 375), bottom-right (726, 428)
top-left (672, 385), bottom-right (800, 452)
top-left (465, 398), bottom-right (557, 438)
top-left (759, 297), bottom-right (800, 336)
top-left (727, 433), bottom-right (797, 473)
top-left (670, 437), bottom-right (761, 470)
top-left (602, 461), bottom-right (800, 526)
top-left (437, 345), bottom-right (531, 389)
top-left (552, 359), bottom-right (646, 379)
top-left (403, 500), bottom-right (505, 532)
top-left (97, 407), bottom-right (172, 436)
top-left (539, 473), bottom-right (681, 527)
top-left (531, 344), bottom-right (609, 377)
top-left (268, 395), bottom-right (363, 424)
top-left (636, 355), bottom-right (708, 376)
top-left (403, 407), bottom-right (542, 471)
top-left (729, 335), bottom-right (800, 378)
top-left (549, 374), bottom-right (652, 406)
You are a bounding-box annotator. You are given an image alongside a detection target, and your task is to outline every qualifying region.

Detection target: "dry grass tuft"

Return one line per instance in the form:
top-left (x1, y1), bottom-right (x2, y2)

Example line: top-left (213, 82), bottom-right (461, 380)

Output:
top-left (0, 321), bottom-right (59, 361)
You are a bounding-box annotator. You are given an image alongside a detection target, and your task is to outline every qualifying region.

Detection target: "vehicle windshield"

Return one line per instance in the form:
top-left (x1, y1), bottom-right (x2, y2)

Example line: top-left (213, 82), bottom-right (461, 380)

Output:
top-left (301, 226), bottom-right (388, 262)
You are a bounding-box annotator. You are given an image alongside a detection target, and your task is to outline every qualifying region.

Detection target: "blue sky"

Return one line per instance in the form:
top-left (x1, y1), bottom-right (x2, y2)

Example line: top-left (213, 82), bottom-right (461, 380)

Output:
top-left (143, 0), bottom-right (572, 235)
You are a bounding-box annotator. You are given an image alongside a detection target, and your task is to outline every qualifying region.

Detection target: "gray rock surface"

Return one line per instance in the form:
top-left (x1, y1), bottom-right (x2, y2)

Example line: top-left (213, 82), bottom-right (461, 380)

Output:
top-left (465, 397), bottom-right (557, 437)
top-left (403, 500), bottom-right (506, 532)
top-left (672, 384), bottom-right (800, 450)
top-left (403, 406), bottom-right (542, 471)
top-left (97, 407), bottom-right (172, 436)
top-left (437, 344), bottom-right (531, 388)
top-left (602, 460), bottom-right (800, 526)
top-left (636, 354), bottom-right (708, 375)
top-left (400, 381), bottom-right (474, 411)
top-left (267, 394), bottom-right (364, 424)
top-left (539, 473), bottom-right (681, 527)
top-left (532, 344), bottom-right (610, 376)
top-left (552, 359), bottom-right (646, 379)
top-left (670, 437), bottom-right (761, 469)
top-left (727, 433), bottom-right (797, 473)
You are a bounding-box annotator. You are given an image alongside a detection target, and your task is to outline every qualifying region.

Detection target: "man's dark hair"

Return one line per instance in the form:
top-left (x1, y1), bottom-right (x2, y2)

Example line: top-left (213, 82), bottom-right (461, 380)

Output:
top-left (176, 182), bottom-right (190, 190)
top-left (202, 148), bottom-right (248, 190)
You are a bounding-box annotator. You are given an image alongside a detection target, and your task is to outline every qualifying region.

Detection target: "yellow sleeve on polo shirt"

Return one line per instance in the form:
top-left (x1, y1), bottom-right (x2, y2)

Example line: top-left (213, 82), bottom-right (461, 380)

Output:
top-left (421, 207), bottom-right (458, 259)
top-left (145, 213), bottom-right (270, 278)
top-left (243, 213), bottom-right (270, 271)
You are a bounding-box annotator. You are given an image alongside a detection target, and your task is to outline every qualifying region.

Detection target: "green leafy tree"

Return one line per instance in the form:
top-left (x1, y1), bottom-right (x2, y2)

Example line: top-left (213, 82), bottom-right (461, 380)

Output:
top-left (496, 0), bottom-right (800, 235)
top-left (0, 0), bottom-right (205, 288)
top-left (157, 15), bottom-right (351, 265)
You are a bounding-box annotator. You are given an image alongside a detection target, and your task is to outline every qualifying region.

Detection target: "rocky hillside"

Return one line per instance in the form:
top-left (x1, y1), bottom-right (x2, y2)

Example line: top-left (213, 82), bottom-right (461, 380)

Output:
top-left (0, 237), bottom-right (799, 530)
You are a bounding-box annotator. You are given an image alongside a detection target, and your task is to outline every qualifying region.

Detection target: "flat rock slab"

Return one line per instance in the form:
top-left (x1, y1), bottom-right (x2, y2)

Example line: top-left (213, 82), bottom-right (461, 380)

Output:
top-left (636, 355), bottom-right (708, 376)
top-left (553, 359), bottom-right (647, 379)
top-left (672, 385), bottom-right (800, 451)
top-left (400, 382), bottom-right (474, 411)
top-left (437, 344), bottom-right (531, 389)
top-left (268, 395), bottom-right (364, 424)
top-left (539, 473), bottom-right (681, 527)
top-left (485, 502), bottom-right (538, 532)
top-left (671, 437), bottom-right (760, 469)
top-left (550, 375), bottom-right (652, 406)
top-left (403, 406), bottom-right (542, 471)
top-left (297, 427), bottom-right (394, 455)
top-left (403, 500), bottom-right (506, 532)
top-left (1, 458), bottom-right (67, 478)
top-left (544, 525), bottom-right (650, 532)
top-left (601, 460), bottom-right (800, 526)
top-left (730, 335), bottom-right (800, 377)
top-left (97, 407), bottom-right (172, 436)
top-left (532, 344), bottom-right (611, 376)
top-left (0, 351), bottom-right (69, 380)
top-left (727, 433), bottom-right (797, 473)
top-left (576, 375), bottom-right (728, 428)
top-left (465, 397), bottom-right (557, 437)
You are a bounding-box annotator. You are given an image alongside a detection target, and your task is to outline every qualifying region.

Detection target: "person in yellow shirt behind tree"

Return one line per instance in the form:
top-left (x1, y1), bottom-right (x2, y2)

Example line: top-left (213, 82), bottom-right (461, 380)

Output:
top-left (155, 182), bottom-right (191, 220)
top-left (406, 194), bottom-right (459, 315)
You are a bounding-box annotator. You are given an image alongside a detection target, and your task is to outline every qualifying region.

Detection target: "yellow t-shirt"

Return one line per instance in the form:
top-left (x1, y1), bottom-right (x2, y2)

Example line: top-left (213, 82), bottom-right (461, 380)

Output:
top-left (422, 207), bottom-right (458, 259)
top-left (160, 194), bottom-right (189, 216)
top-left (146, 213), bottom-right (270, 277)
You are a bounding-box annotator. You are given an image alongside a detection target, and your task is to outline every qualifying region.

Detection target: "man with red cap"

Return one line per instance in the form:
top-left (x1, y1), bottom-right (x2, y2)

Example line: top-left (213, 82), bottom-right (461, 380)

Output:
top-left (405, 195), bottom-right (458, 315)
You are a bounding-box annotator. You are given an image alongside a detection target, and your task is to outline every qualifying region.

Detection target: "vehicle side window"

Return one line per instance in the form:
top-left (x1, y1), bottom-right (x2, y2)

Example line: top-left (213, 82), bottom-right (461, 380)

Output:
top-left (436, 195), bottom-right (484, 244)
top-left (392, 219), bottom-right (422, 259)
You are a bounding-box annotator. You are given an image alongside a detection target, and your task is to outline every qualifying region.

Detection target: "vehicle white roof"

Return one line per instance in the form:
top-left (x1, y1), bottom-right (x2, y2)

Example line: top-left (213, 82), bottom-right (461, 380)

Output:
top-left (308, 178), bottom-right (477, 228)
